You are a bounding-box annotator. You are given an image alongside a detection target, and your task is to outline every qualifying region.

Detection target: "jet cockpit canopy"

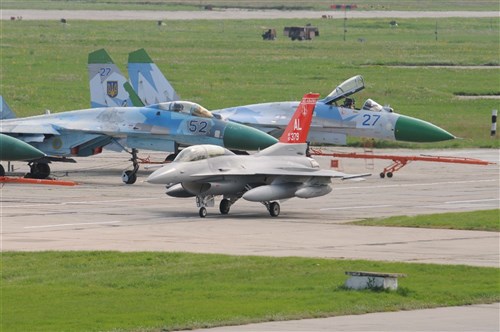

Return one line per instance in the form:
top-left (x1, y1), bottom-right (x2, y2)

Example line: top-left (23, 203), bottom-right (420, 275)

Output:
top-left (151, 101), bottom-right (214, 118)
top-left (361, 99), bottom-right (393, 113)
top-left (323, 75), bottom-right (365, 105)
top-left (174, 144), bottom-right (233, 163)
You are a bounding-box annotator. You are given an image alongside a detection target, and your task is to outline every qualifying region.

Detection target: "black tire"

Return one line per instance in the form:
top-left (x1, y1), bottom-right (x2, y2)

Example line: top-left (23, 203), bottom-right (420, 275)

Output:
top-left (31, 163), bottom-right (50, 179)
top-left (199, 207), bottom-right (207, 218)
top-left (0, 164), bottom-right (4, 177)
top-left (387, 172), bottom-right (393, 178)
top-left (122, 170), bottom-right (137, 184)
top-left (269, 202), bottom-right (280, 217)
top-left (219, 199), bottom-right (231, 215)
top-left (379, 172), bottom-right (385, 178)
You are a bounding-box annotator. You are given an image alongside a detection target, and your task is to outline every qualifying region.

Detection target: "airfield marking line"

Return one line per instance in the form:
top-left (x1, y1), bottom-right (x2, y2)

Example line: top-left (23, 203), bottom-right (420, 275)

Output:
top-left (320, 204), bottom-right (393, 211)
top-left (337, 179), bottom-right (497, 190)
top-left (445, 198), bottom-right (500, 204)
top-left (1, 197), bottom-right (161, 208)
top-left (24, 221), bottom-right (123, 229)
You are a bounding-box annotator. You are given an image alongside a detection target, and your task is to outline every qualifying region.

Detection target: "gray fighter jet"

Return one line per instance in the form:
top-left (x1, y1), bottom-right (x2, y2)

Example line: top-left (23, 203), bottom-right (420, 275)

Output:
top-left (147, 93), bottom-right (370, 217)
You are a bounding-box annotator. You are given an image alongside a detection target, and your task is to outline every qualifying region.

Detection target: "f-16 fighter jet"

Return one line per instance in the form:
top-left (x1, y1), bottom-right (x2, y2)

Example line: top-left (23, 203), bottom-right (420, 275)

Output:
top-left (0, 98), bottom-right (277, 184)
top-left (147, 93), bottom-right (370, 218)
top-left (88, 48), bottom-right (455, 144)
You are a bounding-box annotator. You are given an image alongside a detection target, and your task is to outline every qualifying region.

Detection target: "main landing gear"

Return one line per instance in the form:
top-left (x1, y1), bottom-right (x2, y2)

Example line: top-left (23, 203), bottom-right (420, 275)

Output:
top-left (0, 161), bottom-right (51, 179)
top-left (26, 162), bottom-right (51, 179)
top-left (263, 201), bottom-right (280, 217)
top-left (122, 148), bottom-right (139, 184)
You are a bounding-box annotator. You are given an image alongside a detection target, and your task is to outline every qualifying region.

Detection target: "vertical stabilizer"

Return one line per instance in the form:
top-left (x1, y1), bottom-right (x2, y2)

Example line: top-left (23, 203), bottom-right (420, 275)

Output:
top-left (0, 96), bottom-right (16, 119)
top-left (88, 49), bottom-right (144, 108)
top-left (128, 48), bottom-right (180, 105)
top-left (279, 93), bottom-right (320, 143)
top-left (258, 93), bottom-right (320, 156)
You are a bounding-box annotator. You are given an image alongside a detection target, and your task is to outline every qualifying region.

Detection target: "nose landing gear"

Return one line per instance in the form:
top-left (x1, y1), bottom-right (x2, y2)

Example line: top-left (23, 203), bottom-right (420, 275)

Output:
top-left (122, 148), bottom-right (139, 184)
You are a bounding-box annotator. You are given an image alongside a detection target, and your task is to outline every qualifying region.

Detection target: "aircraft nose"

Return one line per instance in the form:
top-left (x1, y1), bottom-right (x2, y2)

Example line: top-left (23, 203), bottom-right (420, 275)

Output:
top-left (394, 115), bottom-right (455, 142)
top-left (146, 166), bottom-right (177, 184)
top-left (0, 134), bottom-right (45, 161)
top-left (223, 121), bottom-right (278, 150)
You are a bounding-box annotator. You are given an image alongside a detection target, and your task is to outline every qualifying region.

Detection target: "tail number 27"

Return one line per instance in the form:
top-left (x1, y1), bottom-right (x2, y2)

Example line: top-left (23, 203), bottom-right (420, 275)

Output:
top-left (361, 114), bottom-right (381, 126)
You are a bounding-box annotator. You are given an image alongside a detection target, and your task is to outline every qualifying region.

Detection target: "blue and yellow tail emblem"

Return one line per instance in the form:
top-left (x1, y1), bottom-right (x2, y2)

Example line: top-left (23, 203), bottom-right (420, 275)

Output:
top-left (107, 81), bottom-right (118, 98)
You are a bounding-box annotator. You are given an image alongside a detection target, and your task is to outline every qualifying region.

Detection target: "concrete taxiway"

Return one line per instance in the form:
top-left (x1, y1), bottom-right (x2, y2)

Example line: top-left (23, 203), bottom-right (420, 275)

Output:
top-left (1, 148), bottom-right (499, 331)
top-left (192, 303), bottom-right (500, 332)
top-left (1, 148), bottom-right (498, 267)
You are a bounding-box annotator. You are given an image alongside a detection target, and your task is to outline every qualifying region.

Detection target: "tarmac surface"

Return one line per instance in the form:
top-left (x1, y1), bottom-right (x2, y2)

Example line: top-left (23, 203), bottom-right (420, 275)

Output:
top-left (2, 148), bottom-right (499, 268)
top-left (2, 9), bottom-right (498, 21)
top-left (191, 303), bottom-right (500, 332)
top-left (1, 147), bottom-right (498, 331)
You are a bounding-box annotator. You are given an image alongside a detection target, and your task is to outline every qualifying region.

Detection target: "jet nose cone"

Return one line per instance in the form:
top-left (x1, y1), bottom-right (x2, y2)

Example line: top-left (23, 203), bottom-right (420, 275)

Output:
top-left (395, 115), bottom-right (455, 142)
top-left (0, 134), bottom-right (45, 161)
top-left (223, 121), bottom-right (278, 151)
top-left (146, 166), bottom-right (177, 184)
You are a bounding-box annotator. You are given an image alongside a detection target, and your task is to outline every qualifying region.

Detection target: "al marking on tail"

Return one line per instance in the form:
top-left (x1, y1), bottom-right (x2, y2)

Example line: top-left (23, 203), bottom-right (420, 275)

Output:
top-left (279, 93), bottom-right (320, 144)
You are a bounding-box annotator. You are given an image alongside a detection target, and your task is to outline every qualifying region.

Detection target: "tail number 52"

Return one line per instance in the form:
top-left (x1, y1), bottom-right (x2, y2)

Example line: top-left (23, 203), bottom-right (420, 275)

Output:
top-left (188, 120), bottom-right (209, 134)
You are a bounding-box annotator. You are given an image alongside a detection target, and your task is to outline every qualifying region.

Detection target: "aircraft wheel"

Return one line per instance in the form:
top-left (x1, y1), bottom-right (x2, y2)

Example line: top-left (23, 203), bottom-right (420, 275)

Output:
top-left (0, 164), bottom-right (4, 177)
top-left (387, 172), bottom-right (393, 178)
top-left (219, 199), bottom-right (231, 215)
top-left (379, 172), bottom-right (385, 178)
top-left (30, 163), bottom-right (50, 179)
top-left (269, 202), bottom-right (280, 217)
top-left (199, 207), bottom-right (207, 218)
top-left (122, 170), bottom-right (137, 185)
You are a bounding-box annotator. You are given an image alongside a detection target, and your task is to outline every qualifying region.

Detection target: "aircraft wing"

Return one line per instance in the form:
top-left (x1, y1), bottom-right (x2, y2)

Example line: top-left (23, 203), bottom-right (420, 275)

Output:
top-left (0, 123), bottom-right (60, 135)
top-left (189, 167), bottom-right (369, 180)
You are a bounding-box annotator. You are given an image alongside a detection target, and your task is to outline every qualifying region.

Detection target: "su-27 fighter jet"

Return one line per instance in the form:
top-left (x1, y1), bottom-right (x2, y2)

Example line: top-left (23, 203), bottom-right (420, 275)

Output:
top-left (88, 48), bottom-right (455, 145)
top-left (0, 97), bottom-right (277, 184)
top-left (147, 93), bottom-right (370, 218)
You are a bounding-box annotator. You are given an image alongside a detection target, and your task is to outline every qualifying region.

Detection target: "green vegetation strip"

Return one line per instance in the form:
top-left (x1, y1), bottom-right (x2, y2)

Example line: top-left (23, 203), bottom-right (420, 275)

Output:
top-left (352, 209), bottom-right (500, 232)
top-left (2, 252), bottom-right (499, 331)
top-left (1, 18), bottom-right (499, 148)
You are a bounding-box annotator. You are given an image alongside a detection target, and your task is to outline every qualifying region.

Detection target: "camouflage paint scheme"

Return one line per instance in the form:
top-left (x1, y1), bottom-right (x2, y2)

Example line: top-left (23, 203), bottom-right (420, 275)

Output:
top-left (88, 49), bottom-right (454, 144)
top-left (0, 101), bottom-right (277, 158)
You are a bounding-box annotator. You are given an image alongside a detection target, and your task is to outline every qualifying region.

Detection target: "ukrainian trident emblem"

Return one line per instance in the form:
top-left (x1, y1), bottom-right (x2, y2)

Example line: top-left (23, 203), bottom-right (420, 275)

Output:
top-left (107, 81), bottom-right (118, 98)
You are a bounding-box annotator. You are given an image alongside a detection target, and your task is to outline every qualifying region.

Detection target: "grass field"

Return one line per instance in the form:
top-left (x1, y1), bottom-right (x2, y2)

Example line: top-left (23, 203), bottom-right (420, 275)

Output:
top-left (2, 251), bottom-right (499, 331)
top-left (352, 209), bottom-right (500, 231)
top-left (1, 17), bottom-right (499, 148)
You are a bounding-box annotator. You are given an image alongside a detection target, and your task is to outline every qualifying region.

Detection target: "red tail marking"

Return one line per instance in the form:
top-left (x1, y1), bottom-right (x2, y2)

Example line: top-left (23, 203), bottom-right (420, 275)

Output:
top-left (279, 93), bottom-right (320, 143)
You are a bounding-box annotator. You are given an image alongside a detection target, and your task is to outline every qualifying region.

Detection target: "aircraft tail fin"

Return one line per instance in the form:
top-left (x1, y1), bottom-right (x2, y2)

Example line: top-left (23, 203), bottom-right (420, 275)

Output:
top-left (128, 48), bottom-right (180, 105)
top-left (88, 49), bottom-right (144, 108)
top-left (258, 93), bottom-right (319, 156)
top-left (0, 96), bottom-right (17, 119)
top-left (279, 93), bottom-right (320, 143)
